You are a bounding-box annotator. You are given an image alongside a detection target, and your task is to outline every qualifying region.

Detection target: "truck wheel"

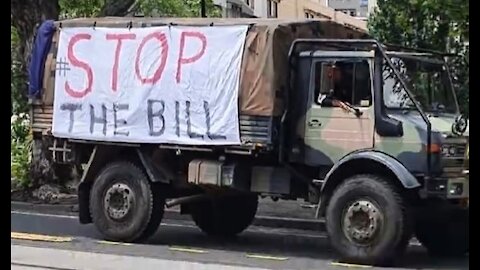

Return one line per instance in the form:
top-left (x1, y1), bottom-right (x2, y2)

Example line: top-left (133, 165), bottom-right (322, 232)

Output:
top-left (89, 161), bottom-right (164, 242)
top-left (326, 174), bottom-right (412, 266)
top-left (415, 201), bottom-right (468, 257)
top-left (190, 194), bottom-right (258, 237)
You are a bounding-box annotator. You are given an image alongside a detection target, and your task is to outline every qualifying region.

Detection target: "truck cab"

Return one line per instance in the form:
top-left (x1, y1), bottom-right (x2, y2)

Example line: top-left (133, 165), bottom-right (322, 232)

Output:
top-left (283, 39), bottom-right (469, 263)
top-left (288, 40), bottom-right (468, 202)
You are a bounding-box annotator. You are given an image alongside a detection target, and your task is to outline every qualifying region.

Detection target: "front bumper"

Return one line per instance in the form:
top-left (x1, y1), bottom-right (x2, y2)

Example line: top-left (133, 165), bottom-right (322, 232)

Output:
top-left (424, 175), bottom-right (469, 200)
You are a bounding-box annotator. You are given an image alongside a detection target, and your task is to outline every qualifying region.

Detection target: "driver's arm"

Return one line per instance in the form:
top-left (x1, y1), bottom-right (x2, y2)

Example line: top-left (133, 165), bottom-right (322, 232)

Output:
top-left (318, 93), bottom-right (351, 111)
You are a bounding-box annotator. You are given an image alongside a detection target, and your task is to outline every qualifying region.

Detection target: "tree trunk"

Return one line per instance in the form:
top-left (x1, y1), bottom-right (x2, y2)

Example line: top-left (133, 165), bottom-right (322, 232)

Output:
top-left (11, 0), bottom-right (60, 80)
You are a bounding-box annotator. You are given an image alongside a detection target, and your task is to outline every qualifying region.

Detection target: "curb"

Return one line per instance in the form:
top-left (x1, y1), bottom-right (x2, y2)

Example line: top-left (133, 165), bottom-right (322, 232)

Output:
top-left (11, 201), bottom-right (325, 232)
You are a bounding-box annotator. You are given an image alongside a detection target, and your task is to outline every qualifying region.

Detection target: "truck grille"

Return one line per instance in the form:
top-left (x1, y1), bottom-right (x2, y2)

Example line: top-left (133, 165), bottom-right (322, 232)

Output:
top-left (441, 141), bottom-right (468, 176)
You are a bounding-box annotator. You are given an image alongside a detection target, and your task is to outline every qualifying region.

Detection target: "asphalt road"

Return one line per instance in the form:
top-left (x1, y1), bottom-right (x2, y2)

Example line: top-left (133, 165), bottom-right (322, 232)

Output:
top-left (11, 210), bottom-right (469, 270)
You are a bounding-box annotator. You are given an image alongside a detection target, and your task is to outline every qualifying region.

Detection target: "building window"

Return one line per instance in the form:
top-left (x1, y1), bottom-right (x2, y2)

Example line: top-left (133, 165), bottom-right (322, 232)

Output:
top-left (305, 12), bottom-right (314, 18)
top-left (267, 0), bottom-right (277, 18)
top-left (271, 1), bottom-right (277, 17)
top-left (267, 0), bottom-right (271, 17)
top-left (336, 8), bottom-right (357, 17)
top-left (231, 4), bottom-right (242, 17)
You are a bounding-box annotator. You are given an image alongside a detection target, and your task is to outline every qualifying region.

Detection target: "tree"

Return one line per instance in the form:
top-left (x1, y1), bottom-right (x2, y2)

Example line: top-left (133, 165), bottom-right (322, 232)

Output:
top-left (368, 0), bottom-right (469, 114)
top-left (136, 0), bottom-right (220, 17)
top-left (11, 1), bottom-right (60, 115)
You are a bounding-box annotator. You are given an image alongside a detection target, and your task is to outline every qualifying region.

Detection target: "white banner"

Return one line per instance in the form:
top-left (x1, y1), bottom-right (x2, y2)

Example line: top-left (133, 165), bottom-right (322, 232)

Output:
top-left (52, 26), bottom-right (247, 145)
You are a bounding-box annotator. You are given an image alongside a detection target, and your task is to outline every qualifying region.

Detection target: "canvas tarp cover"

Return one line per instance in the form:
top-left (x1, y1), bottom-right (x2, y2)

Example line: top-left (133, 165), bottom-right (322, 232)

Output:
top-left (41, 17), bottom-right (367, 116)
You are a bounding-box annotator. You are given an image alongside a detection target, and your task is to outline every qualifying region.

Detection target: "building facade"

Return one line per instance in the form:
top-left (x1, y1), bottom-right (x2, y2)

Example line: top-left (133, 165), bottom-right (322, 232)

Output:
top-left (213, 0), bottom-right (376, 22)
top-left (213, 0), bottom-right (280, 18)
top-left (212, 0), bottom-right (255, 18)
top-left (326, 0), bottom-right (369, 19)
top-left (277, 0), bottom-right (367, 30)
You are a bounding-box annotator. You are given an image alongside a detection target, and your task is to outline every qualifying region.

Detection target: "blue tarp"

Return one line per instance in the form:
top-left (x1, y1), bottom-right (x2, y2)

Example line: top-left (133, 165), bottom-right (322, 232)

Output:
top-left (28, 20), bottom-right (56, 98)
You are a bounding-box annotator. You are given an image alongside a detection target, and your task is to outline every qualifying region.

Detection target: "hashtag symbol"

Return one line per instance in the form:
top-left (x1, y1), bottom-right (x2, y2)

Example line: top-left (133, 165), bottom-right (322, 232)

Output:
top-left (55, 57), bottom-right (71, 77)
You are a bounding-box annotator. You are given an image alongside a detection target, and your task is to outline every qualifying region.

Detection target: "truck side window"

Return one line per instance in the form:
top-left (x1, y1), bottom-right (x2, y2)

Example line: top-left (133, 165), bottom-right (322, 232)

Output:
top-left (351, 60), bottom-right (372, 107)
top-left (314, 61), bottom-right (351, 105)
top-left (313, 59), bottom-right (372, 107)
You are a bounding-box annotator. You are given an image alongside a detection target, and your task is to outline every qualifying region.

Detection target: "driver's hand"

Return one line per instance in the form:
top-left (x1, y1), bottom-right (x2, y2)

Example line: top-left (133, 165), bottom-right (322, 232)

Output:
top-left (333, 100), bottom-right (350, 112)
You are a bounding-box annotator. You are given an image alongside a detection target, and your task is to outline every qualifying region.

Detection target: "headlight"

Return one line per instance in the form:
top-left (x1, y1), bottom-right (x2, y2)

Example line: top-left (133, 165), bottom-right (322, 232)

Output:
top-left (441, 145), bottom-right (457, 156)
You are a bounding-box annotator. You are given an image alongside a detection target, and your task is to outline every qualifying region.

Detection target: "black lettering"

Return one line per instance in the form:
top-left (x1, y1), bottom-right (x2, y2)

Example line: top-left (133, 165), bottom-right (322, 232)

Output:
top-left (113, 103), bottom-right (129, 136)
top-left (175, 101), bottom-right (180, 137)
top-left (147, 99), bottom-right (165, 136)
top-left (89, 104), bottom-right (107, 135)
top-left (60, 103), bottom-right (82, 133)
top-left (203, 101), bottom-right (226, 140)
top-left (185, 101), bottom-right (203, 139)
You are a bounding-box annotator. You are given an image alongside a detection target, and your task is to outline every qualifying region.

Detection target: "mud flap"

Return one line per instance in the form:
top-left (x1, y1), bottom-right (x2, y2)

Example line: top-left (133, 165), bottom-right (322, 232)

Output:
top-left (78, 181), bottom-right (92, 224)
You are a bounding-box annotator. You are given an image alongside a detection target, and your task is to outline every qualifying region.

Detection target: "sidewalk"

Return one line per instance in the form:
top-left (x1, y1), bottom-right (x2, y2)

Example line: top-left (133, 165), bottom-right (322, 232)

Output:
top-left (11, 245), bottom-right (270, 270)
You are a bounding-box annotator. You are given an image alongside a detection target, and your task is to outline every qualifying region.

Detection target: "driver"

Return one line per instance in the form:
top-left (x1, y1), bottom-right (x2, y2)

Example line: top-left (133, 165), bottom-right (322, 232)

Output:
top-left (317, 65), bottom-right (351, 112)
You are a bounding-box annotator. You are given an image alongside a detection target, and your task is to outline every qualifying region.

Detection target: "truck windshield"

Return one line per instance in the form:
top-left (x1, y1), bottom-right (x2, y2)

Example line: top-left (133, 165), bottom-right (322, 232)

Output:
top-left (382, 54), bottom-right (458, 114)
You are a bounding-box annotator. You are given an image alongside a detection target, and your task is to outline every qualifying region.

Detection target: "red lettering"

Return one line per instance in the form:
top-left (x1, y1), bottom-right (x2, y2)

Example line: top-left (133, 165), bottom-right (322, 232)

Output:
top-left (65, 34), bottom-right (93, 98)
top-left (176, 32), bottom-right (207, 83)
top-left (106, 33), bottom-right (136, 92)
top-left (135, 32), bottom-right (168, 85)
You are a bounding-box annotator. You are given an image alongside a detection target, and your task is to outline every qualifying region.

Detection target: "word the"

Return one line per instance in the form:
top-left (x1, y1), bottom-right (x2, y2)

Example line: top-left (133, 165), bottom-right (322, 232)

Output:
top-left (59, 100), bottom-right (226, 140)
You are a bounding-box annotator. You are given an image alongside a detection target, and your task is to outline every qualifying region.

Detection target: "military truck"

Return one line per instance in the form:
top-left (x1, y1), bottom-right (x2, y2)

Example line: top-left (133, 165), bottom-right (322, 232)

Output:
top-left (29, 17), bottom-right (469, 265)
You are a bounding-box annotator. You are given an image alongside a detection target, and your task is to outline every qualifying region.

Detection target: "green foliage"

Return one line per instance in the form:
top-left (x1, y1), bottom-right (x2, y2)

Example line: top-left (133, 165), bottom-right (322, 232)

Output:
top-left (184, 0), bottom-right (222, 17)
top-left (11, 27), bottom-right (28, 116)
top-left (11, 113), bottom-right (33, 189)
top-left (137, 0), bottom-right (221, 17)
top-left (58, 0), bottom-right (222, 18)
top-left (368, 0), bottom-right (469, 114)
top-left (59, 0), bottom-right (103, 18)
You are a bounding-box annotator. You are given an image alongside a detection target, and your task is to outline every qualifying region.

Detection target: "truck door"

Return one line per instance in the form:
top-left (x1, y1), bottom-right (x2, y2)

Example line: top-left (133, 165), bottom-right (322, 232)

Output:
top-left (303, 53), bottom-right (375, 167)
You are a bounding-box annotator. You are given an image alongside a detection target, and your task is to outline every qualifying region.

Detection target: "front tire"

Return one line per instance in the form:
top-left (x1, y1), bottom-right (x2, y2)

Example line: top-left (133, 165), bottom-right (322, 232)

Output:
top-left (326, 174), bottom-right (412, 266)
top-left (89, 161), bottom-right (165, 242)
top-left (190, 194), bottom-right (258, 237)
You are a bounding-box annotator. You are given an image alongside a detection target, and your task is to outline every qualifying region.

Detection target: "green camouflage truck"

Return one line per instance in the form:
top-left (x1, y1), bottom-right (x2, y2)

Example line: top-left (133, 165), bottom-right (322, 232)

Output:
top-left (29, 17), bottom-right (468, 265)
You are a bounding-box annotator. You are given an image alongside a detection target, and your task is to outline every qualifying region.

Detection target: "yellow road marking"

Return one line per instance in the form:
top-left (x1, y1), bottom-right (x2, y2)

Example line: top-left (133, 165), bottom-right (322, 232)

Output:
top-left (97, 240), bottom-right (132, 246)
top-left (330, 262), bottom-right (372, 268)
top-left (246, 254), bottom-right (289, 261)
top-left (169, 246), bottom-right (208, 254)
top-left (11, 232), bottom-right (72, 243)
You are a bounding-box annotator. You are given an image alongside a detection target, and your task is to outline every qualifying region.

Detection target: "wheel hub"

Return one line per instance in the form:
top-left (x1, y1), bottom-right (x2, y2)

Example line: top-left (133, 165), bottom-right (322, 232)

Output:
top-left (104, 183), bottom-right (134, 220)
top-left (342, 200), bottom-right (382, 244)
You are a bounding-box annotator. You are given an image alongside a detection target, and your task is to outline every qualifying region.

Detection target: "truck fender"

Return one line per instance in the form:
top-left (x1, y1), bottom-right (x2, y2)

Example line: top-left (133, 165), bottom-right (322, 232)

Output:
top-left (135, 148), bottom-right (172, 184)
top-left (316, 150), bottom-right (420, 218)
top-left (78, 145), bottom-right (171, 224)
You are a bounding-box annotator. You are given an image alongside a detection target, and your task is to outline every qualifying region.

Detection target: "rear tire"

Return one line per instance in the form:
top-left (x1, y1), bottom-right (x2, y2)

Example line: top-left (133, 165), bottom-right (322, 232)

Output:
top-left (415, 200), bottom-right (469, 257)
top-left (326, 174), bottom-right (412, 266)
top-left (89, 161), bottom-right (165, 242)
top-left (190, 194), bottom-right (258, 237)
